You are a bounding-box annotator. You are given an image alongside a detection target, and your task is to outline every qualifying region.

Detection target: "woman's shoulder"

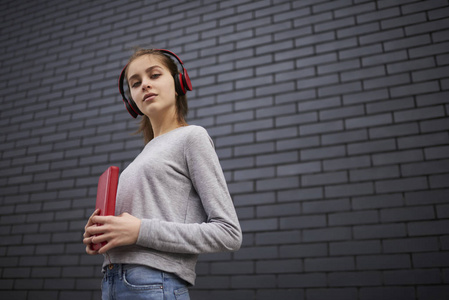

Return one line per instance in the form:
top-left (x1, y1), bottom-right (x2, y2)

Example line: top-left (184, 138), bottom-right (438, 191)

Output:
top-left (182, 125), bottom-right (214, 147)
top-left (184, 125), bottom-right (209, 136)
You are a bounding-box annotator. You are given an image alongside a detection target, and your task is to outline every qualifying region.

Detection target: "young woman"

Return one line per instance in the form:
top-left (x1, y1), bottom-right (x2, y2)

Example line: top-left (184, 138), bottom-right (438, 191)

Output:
top-left (83, 49), bottom-right (242, 300)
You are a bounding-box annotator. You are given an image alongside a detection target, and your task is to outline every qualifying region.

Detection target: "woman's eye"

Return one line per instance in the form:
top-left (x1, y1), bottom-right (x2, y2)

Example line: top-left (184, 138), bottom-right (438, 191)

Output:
top-left (151, 74), bottom-right (161, 79)
top-left (131, 82), bottom-right (140, 88)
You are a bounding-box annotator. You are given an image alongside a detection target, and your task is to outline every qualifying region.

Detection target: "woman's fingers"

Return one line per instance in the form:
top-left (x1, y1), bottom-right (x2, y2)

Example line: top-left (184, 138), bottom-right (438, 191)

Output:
top-left (83, 213), bottom-right (142, 254)
top-left (84, 209), bottom-right (100, 230)
top-left (83, 209), bottom-right (101, 255)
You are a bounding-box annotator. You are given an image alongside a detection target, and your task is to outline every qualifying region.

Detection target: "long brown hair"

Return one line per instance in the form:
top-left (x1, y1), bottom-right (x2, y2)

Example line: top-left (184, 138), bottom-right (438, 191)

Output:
top-left (124, 49), bottom-right (188, 144)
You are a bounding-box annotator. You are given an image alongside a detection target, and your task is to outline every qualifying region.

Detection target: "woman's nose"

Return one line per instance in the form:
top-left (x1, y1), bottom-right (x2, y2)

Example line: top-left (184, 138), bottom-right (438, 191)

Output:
top-left (142, 78), bottom-right (151, 90)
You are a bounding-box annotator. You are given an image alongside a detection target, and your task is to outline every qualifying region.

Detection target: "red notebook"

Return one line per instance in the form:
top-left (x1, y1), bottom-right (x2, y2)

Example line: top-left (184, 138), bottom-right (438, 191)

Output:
top-left (91, 166), bottom-right (119, 251)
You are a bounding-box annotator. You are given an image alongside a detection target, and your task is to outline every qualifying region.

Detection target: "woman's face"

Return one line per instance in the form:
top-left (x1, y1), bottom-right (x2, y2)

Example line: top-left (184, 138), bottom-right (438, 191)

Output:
top-left (127, 54), bottom-right (177, 119)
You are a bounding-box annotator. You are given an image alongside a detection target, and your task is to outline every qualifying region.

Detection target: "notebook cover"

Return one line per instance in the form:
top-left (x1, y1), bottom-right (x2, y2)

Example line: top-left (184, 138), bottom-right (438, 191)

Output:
top-left (91, 166), bottom-right (119, 251)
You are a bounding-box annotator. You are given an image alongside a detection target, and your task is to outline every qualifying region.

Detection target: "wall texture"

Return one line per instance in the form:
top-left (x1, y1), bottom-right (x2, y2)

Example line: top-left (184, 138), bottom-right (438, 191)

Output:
top-left (1, 0), bottom-right (449, 299)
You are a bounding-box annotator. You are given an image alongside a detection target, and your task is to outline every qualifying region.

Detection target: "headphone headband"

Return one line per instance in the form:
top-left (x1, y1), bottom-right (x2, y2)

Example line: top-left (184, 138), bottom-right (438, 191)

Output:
top-left (118, 49), bottom-right (192, 118)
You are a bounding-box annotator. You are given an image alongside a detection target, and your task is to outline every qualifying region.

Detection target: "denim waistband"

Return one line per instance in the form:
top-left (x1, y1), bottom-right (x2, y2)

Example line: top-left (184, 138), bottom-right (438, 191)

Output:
top-left (103, 264), bottom-right (180, 280)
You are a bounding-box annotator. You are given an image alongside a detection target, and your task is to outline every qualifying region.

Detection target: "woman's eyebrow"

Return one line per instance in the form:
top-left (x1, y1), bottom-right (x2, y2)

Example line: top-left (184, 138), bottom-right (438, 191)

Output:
top-left (127, 65), bottom-right (163, 82)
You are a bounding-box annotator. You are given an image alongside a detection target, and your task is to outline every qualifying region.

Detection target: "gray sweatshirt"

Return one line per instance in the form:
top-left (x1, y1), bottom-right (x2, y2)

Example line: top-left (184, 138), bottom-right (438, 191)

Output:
top-left (103, 125), bottom-right (242, 285)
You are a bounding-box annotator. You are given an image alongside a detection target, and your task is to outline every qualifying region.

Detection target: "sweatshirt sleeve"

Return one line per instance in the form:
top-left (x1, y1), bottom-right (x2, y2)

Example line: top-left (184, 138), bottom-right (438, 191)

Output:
top-left (136, 127), bottom-right (242, 254)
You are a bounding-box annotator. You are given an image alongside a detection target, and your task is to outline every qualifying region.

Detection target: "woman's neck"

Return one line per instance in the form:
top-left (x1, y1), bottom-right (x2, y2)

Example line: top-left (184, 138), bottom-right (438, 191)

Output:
top-left (150, 113), bottom-right (187, 138)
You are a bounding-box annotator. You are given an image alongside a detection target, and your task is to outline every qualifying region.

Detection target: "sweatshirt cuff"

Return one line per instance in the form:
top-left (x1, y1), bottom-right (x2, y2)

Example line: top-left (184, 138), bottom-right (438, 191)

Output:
top-left (136, 219), bottom-right (155, 248)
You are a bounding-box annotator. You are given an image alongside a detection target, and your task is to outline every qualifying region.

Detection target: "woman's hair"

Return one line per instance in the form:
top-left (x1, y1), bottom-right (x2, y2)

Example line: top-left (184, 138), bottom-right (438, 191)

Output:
top-left (124, 49), bottom-right (188, 144)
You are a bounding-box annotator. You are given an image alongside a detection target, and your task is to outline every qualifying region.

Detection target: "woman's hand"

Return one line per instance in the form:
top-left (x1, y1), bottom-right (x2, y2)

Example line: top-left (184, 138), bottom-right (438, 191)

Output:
top-left (83, 209), bottom-right (101, 255)
top-left (83, 211), bottom-right (142, 254)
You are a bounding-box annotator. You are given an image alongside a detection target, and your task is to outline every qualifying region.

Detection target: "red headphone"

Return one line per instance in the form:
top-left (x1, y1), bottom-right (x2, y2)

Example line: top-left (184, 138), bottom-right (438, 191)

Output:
top-left (118, 49), bottom-right (193, 118)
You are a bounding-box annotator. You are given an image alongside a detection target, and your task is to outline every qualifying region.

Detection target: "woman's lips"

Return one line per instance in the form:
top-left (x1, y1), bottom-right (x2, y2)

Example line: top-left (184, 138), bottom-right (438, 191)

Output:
top-left (143, 93), bottom-right (157, 102)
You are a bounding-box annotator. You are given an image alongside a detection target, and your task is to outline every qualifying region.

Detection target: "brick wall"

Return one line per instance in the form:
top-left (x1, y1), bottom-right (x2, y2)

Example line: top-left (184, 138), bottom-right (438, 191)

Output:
top-left (1, 0), bottom-right (448, 299)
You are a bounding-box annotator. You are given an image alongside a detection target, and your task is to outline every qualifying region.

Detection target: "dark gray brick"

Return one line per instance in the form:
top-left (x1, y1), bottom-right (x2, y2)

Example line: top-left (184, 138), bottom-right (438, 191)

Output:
top-left (216, 110), bottom-right (253, 125)
top-left (297, 96), bottom-right (340, 112)
top-left (307, 288), bottom-right (357, 300)
top-left (348, 139), bottom-right (396, 155)
top-left (234, 246), bottom-right (278, 260)
top-left (360, 287), bottom-right (415, 300)
top-left (360, 28), bottom-right (404, 45)
top-left (303, 198), bottom-right (351, 214)
top-left (256, 127), bottom-right (298, 142)
top-left (277, 161), bottom-right (321, 176)
top-left (234, 167), bottom-right (275, 181)
top-left (322, 129), bottom-right (368, 145)
top-left (279, 273), bottom-right (327, 288)
top-left (398, 132), bottom-right (449, 149)
top-left (401, 159), bottom-right (449, 176)
top-left (420, 118), bottom-right (449, 133)
top-left (384, 237), bottom-right (439, 253)
top-left (413, 252), bottom-right (449, 268)
top-left (384, 34), bottom-right (431, 52)
top-left (256, 82), bottom-right (295, 97)
top-left (329, 271), bottom-right (382, 287)
top-left (323, 155), bottom-right (371, 171)
top-left (387, 56), bottom-right (435, 74)
top-left (346, 113), bottom-right (393, 129)
top-left (372, 149), bottom-right (423, 166)
top-left (210, 261), bottom-right (253, 275)
top-left (278, 187), bottom-right (323, 202)
top-left (339, 43), bottom-right (383, 60)
top-left (256, 230), bottom-right (301, 246)
top-left (430, 173), bottom-right (449, 188)
top-left (216, 133), bottom-right (254, 147)
top-left (369, 123), bottom-right (419, 138)
top-left (301, 145), bottom-right (346, 160)
top-left (343, 89), bottom-right (389, 105)
top-left (258, 289), bottom-right (305, 300)
top-left (303, 227), bottom-right (352, 242)
top-left (280, 243), bottom-right (327, 258)
top-left (231, 274), bottom-right (277, 289)
top-left (300, 120), bottom-right (344, 136)
top-left (256, 176), bottom-right (299, 192)
top-left (256, 151), bottom-right (298, 167)
top-left (425, 145), bottom-right (449, 160)
top-left (316, 37), bottom-right (358, 53)
top-left (330, 240), bottom-right (381, 256)
top-left (315, 17), bottom-right (356, 33)
top-left (329, 210), bottom-right (379, 226)
top-left (354, 223), bottom-right (407, 239)
top-left (384, 269), bottom-right (441, 285)
top-left (234, 142), bottom-right (275, 156)
top-left (296, 53), bottom-right (337, 68)
top-left (302, 171), bottom-right (347, 186)
top-left (352, 193), bottom-right (404, 210)
top-left (417, 286), bottom-right (449, 300)
top-left (273, 65), bottom-right (314, 81)
top-left (256, 103), bottom-right (296, 119)
top-left (376, 177), bottom-right (428, 193)
top-left (394, 106), bottom-right (445, 123)
top-left (362, 49), bottom-right (408, 67)
top-left (350, 165), bottom-right (400, 181)
top-left (392, 80), bottom-right (441, 97)
top-left (408, 220), bottom-right (449, 236)
top-left (319, 81), bottom-right (362, 97)
top-left (437, 204), bottom-right (449, 218)
top-left (280, 215), bottom-right (326, 230)
top-left (305, 257), bottom-right (355, 272)
top-left (366, 72), bottom-right (411, 89)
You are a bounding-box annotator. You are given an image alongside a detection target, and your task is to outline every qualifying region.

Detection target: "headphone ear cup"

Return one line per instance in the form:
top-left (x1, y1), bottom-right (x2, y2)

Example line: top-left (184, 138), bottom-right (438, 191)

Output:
top-left (174, 73), bottom-right (186, 96)
top-left (183, 68), bottom-right (193, 92)
top-left (124, 99), bottom-right (138, 118)
top-left (128, 98), bottom-right (143, 117)
top-left (119, 65), bottom-right (143, 118)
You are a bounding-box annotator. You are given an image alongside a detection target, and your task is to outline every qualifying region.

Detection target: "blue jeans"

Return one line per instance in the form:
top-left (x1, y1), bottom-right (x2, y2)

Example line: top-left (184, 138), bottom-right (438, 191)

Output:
top-left (102, 264), bottom-right (190, 300)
